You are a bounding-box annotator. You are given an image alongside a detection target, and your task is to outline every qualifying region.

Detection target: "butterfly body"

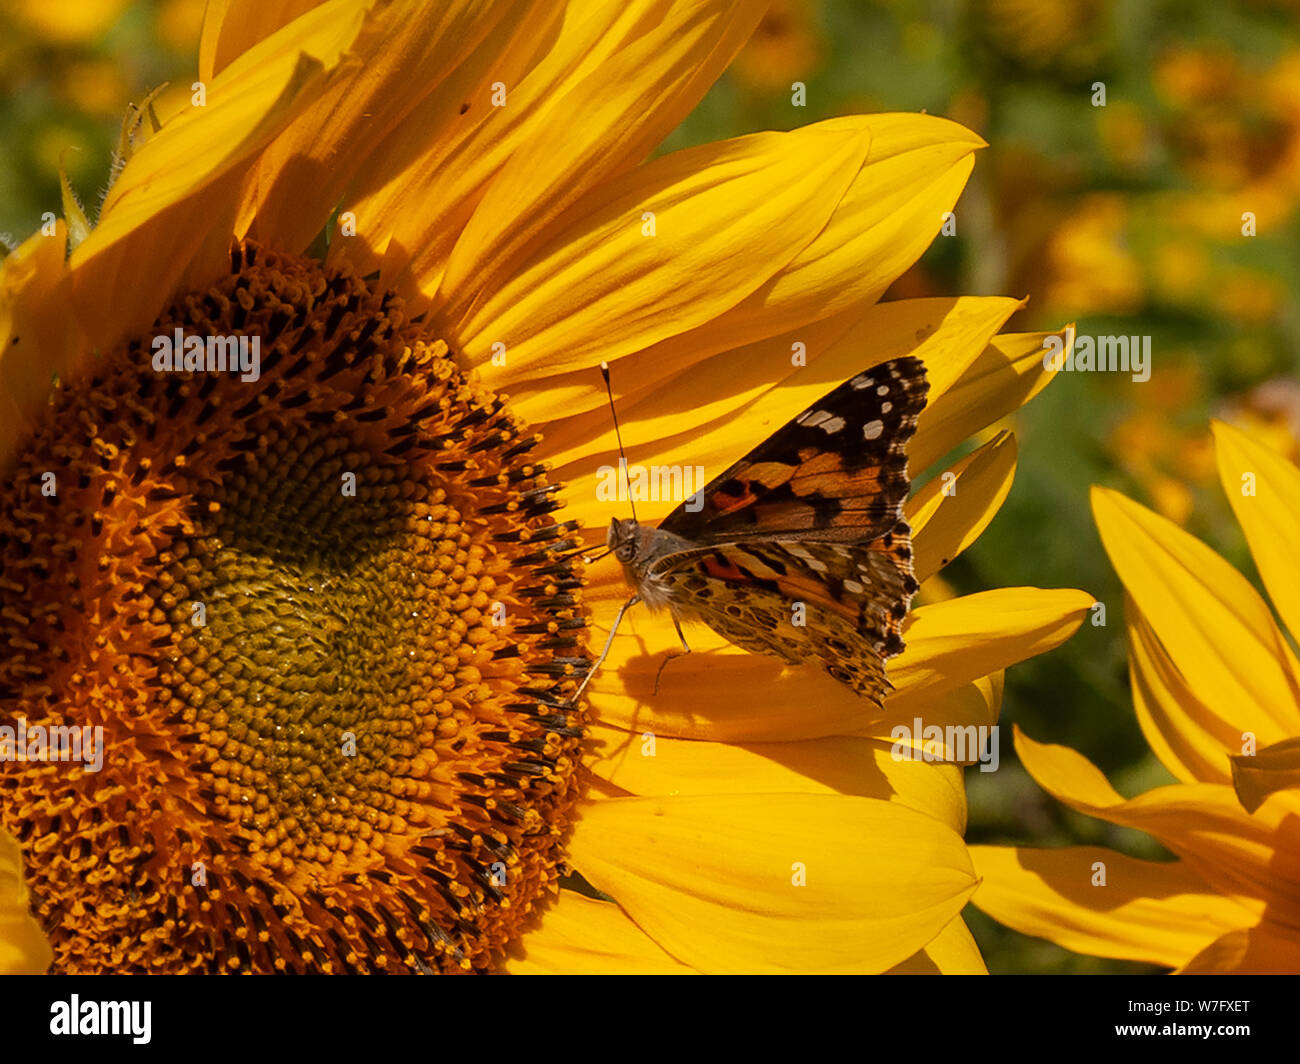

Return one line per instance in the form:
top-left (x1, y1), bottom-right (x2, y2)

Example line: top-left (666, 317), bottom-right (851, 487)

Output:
top-left (607, 518), bottom-right (695, 611)
top-left (604, 356), bottom-right (929, 707)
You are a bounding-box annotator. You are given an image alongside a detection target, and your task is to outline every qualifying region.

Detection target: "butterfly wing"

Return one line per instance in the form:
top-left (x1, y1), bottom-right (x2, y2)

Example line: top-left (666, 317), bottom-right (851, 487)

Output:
top-left (658, 356), bottom-right (928, 544)
top-left (640, 356), bottom-right (928, 704)
top-left (648, 532), bottom-right (917, 706)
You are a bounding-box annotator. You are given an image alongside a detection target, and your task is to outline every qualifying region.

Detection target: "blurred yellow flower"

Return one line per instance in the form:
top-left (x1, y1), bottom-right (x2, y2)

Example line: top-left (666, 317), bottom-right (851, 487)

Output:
top-left (730, 0), bottom-right (823, 91)
top-left (980, 0), bottom-right (1110, 71)
top-left (1210, 267), bottom-right (1286, 323)
top-left (1154, 46), bottom-right (1300, 234)
top-left (1153, 45), bottom-right (1239, 103)
top-left (1104, 358), bottom-right (1219, 524)
top-left (154, 0), bottom-right (208, 52)
top-left (1043, 194), bottom-right (1142, 315)
top-left (1149, 238), bottom-right (1209, 306)
top-left (1, 0), bottom-right (130, 43)
top-left (1096, 101), bottom-right (1155, 172)
top-left (56, 58), bottom-right (131, 117)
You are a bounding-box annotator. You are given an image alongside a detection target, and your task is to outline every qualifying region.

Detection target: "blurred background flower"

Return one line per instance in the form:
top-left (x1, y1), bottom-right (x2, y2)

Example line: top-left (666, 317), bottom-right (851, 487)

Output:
top-left (1, 0), bottom-right (1296, 974)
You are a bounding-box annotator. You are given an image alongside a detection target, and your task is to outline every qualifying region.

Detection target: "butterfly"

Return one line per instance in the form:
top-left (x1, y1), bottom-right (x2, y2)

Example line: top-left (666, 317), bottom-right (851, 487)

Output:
top-left (578, 355), bottom-right (929, 708)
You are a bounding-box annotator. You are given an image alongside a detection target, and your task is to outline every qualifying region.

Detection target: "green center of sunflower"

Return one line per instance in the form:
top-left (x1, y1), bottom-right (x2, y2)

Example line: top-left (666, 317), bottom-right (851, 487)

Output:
top-left (0, 243), bottom-right (590, 973)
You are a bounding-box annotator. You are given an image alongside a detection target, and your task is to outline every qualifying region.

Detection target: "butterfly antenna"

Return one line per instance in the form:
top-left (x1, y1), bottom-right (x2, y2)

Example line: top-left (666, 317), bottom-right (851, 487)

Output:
top-left (600, 361), bottom-right (637, 523)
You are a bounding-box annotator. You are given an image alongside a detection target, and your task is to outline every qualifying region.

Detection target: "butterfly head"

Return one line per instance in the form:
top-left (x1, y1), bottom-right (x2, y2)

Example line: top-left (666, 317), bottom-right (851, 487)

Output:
top-left (606, 516), bottom-right (675, 610)
top-left (607, 517), bottom-right (641, 563)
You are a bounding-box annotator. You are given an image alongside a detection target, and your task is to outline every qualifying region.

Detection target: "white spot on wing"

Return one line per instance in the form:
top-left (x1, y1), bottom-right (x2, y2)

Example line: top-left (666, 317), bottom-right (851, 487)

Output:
top-left (881, 401), bottom-right (892, 413)
top-left (843, 579), bottom-right (864, 594)
top-left (863, 419), bottom-right (884, 440)
top-left (851, 374), bottom-right (875, 390)
top-left (797, 408), bottom-right (846, 434)
top-left (876, 385), bottom-right (890, 396)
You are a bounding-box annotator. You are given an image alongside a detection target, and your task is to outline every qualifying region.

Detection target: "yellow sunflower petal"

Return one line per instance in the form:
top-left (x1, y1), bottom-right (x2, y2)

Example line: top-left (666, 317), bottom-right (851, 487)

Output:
top-left (970, 844), bottom-right (1257, 968)
top-left (1014, 727), bottom-right (1300, 923)
top-left (869, 673), bottom-right (1002, 769)
top-left (0, 224), bottom-right (73, 474)
top-left (1213, 419), bottom-right (1300, 646)
top-left (910, 326), bottom-right (1066, 473)
top-left (503, 889), bottom-right (696, 974)
top-left (585, 721), bottom-right (967, 830)
top-left (567, 794), bottom-right (976, 973)
top-left (98, 0), bottom-right (363, 229)
top-left (908, 430), bottom-right (1017, 583)
top-left (1177, 919), bottom-right (1300, 974)
top-left (199, 0), bottom-right (322, 81)
top-left (885, 916), bottom-right (987, 974)
top-left (885, 588), bottom-right (1094, 713)
top-left (71, 0), bottom-right (359, 353)
top-left (1092, 485), bottom-right (1300, 741)
top-left (517, 282), bottom-right (1016, 439)
top-left (517, 295), bottom-right (847, 438)
top-left (235, 0), bottom-right (543, 254)
top-left (342, 0), bottom-right (743, 290)
top-left (439, 0), bottom-right (769, 312)
top-left (548, 295), bottom-right (1023, 527)
top-left (657, 113), bottom-right (983, 350)
top-left (1231, 736), bottom-right (1300, 814)
top-left (455, 120), bottom-right (872, 379)
top-left (486, 112), bottom-right (984, 395)
top-left (1127, 598), bottom-right (1239, 786)
top-left (0, 829), bottom-right (51, 975)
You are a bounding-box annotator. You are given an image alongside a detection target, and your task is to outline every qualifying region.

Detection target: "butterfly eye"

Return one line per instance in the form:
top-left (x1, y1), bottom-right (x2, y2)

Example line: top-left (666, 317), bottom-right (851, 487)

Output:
top-left (615, 540), bottom-right (637, 563)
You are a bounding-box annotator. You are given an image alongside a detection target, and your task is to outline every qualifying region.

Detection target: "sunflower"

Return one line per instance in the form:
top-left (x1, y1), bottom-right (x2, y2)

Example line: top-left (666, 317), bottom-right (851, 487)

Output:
top-left (0, 0), bottom-right (1091, 974)
top-left (972, 421), bottom-right (1300, 974)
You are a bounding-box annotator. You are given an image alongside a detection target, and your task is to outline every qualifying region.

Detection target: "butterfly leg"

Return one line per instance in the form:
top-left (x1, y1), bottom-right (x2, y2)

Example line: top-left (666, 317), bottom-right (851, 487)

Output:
top-left (652, 615), bottom-right (692, 696)
top-left (568, 594), bottom-right (640, 704)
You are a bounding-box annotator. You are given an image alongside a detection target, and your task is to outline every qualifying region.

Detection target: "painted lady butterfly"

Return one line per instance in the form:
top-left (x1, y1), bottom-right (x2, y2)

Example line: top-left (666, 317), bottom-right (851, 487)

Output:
top-left (582, 356), bottom-right (929, 708)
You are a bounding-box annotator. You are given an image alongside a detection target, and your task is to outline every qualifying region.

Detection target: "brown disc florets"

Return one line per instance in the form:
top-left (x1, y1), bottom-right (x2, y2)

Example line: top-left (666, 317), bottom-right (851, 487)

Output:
top-left (0, 243), bottom-right (590, 973)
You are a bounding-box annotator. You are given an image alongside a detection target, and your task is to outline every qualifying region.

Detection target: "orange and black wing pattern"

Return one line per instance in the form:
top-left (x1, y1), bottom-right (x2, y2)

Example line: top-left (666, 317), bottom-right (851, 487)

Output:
top-left (645, 357), bottom-right (929, 703)
top-left (659, 356), bottom-right (929, 545)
